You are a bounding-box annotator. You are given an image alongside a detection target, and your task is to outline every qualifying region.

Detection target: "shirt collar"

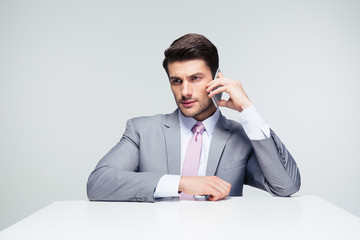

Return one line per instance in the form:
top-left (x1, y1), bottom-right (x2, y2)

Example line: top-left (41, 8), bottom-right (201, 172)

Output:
top-left (178, 108), bottom-right (220, 137)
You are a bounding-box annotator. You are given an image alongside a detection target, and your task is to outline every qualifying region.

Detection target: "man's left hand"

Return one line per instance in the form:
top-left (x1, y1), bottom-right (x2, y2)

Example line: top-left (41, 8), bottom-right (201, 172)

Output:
top-left (206, 72), bottom-right (253, 112)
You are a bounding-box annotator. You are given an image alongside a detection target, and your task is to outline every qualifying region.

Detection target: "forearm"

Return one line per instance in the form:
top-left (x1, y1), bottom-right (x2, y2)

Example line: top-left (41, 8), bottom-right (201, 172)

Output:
top-left (249, 130), bottom-right (301, 196)
top-left (87, 166), bottom-right (163, 202)
top-left (237, 106), bottom-right (300, 196)
top-left (87, 118), bottom-right (164, 202)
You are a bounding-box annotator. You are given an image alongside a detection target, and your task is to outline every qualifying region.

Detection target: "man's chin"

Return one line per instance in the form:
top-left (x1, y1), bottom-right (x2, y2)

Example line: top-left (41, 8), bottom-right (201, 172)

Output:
top-left (178, 108), bottom-right (196, 118)
top-left (177, 100), bottom-right (215, 120)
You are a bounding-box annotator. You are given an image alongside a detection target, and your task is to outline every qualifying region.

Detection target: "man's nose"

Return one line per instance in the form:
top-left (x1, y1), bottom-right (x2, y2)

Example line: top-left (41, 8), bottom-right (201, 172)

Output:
top-left (181, 81), bottom-right (192, 98)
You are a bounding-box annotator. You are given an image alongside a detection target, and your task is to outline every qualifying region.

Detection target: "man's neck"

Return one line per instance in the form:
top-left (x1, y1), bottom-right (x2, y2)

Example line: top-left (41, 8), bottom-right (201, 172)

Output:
top-left (193, 104), bottom-right (217, 122)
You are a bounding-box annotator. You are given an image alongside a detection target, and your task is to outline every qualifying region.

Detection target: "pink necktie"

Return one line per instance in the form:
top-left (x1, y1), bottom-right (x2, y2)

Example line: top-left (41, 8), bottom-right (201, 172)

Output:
top-left (180, 122), bottom-right (205, 200)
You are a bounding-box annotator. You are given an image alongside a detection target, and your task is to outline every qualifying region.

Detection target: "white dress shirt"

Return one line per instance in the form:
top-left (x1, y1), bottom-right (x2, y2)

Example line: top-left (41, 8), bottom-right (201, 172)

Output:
top-left (153, 105), bottom-right (270, 198)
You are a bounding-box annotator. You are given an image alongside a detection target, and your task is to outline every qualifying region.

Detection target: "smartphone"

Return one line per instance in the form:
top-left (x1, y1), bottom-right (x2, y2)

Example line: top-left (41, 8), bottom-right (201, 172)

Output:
top-left (211, 68), bottom-right (222, 108)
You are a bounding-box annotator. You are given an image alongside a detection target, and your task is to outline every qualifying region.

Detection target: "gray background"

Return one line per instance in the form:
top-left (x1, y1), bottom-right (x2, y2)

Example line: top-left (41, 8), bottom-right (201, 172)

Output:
top-left (1, 0), bottom-right (359, 231)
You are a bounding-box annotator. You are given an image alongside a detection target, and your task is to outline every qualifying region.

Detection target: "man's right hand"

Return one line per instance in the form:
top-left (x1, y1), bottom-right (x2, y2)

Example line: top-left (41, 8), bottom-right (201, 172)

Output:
top-left (178, 176), bottom-right (231, 201)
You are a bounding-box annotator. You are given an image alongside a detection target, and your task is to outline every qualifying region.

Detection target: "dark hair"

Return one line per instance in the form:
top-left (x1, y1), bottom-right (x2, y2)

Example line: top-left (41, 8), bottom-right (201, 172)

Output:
top-left (163, 33), bottom-right (219, 77)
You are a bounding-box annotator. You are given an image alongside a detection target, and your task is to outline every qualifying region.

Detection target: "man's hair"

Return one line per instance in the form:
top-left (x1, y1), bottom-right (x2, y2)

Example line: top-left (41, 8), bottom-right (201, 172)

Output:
top-left (163, 33), bottom-right (219, 77)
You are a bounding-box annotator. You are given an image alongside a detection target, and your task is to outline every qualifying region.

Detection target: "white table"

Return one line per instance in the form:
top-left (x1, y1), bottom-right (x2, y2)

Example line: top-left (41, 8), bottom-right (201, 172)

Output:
top-left (1, 196), bottom-right (359, 240)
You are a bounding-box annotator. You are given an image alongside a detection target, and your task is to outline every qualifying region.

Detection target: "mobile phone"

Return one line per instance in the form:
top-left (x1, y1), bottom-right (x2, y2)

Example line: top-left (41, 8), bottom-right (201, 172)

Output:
top-left (211, 69), bottom-right (222, 108)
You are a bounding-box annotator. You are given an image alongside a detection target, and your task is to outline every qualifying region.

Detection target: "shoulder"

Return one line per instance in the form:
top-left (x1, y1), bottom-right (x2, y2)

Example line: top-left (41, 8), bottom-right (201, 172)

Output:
top-left (127, 110), bottom-right (178, 131)
top-left (129, 114), bottom-right (164, 128)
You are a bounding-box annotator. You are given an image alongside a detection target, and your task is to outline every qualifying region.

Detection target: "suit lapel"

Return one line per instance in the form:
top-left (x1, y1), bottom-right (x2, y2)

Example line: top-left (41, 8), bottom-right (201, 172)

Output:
top-left (206, 114), bottom-right (231, 176)
top-left (163, 110), bottom-right (181, 175)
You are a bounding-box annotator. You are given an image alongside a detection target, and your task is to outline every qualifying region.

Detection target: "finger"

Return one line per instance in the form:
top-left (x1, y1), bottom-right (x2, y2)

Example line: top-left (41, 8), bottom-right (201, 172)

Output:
top-left (207, 180), bottom-right (226, 200)
top-left (208, 195), bottom-right (217, 201)
top-left (206, 79), bottom-right (222, 92)
top-left (207, 180), bottom-right (230, 201)
top-left (218, 71), bottom-right (224, 78)
top-left (201, 186), bottom-right (220, 201)
top-left (210, 181), bottom-right (230, 199)
top-left (217, 182), bottom-right (231, 198)
top-left (214, 179), bottom-right (231, 199)
top-left (218, 178), bottom-right (232, 189)
top-left (206, 77), bottom-right (228, 89)
top-left (206, 79), bottom-right (234, 93)
top-left (207, 86), bottom-right (227, 98)
top-left (218, 99), bottom-right (228, 108)
top-left (212, 177), bottom-right (230, 190)
top-left (219, 180), bottom-right (232, 193)
top-left (208, 190), bottom-right (227, 201)
top-left (207, 77), bottom-right (230, 86)
top-left (208, 188), bottom-right (223, 201)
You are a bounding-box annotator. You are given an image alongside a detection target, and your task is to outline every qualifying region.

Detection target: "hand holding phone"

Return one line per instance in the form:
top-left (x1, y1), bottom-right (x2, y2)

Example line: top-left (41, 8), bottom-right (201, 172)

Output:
top-left (211, 69), bottom-right (222, 108)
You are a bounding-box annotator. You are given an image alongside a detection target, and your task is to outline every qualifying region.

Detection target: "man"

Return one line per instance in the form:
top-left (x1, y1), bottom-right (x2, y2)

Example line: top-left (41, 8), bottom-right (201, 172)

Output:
top-left (87, 33), bottom-right (300, 202)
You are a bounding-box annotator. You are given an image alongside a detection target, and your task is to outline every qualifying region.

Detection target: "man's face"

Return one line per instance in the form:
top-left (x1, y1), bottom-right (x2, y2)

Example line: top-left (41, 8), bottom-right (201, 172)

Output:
top-left (168, 59), bottom-right (216, 121)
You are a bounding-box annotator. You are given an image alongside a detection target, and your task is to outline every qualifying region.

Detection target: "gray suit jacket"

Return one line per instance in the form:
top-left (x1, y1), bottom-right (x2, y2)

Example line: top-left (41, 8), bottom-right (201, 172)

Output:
top-left (87, 110), bottom-right (300, 202)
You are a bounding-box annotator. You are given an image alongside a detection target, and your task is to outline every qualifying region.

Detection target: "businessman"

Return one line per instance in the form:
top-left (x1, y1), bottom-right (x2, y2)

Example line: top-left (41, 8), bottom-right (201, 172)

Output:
top-left (87, 33), bottom-right (301, 202)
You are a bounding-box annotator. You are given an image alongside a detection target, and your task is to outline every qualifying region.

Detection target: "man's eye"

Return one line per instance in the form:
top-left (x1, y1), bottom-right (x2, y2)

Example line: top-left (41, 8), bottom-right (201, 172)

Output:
top-left (192, 76), bottom-right (200, 80)
top-left (171, 79), bottom-right (182, 84)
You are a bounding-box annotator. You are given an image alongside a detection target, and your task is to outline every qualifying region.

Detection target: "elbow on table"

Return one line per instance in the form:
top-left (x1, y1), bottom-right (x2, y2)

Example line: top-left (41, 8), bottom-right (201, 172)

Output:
top-left (86, 166), bottom-right (114, 201)
top-left (272, 179), bottom-right (301, 197)
top-left (86, 173), bottom-right (106, 201)
top-left (86, 180), bottom-right (98, 201)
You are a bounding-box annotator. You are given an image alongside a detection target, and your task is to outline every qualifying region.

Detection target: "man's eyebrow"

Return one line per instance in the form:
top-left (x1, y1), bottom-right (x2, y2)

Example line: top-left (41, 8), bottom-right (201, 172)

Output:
top-left (190, 73), bottom-right (204, 76)
top-left (169, 73), bottom-right (204, 79)
top-left (187, 73), bottom-right (205, 79)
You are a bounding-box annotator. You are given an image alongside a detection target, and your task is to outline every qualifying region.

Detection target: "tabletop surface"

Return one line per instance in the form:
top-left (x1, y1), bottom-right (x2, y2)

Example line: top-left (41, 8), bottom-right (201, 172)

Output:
top-left (1, 195), bottom-right (359, 240)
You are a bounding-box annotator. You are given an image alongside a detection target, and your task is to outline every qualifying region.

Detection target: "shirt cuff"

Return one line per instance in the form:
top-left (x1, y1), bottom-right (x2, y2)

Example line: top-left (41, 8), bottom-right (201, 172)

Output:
top-left (237, 105), bottom-right (270, 140)
top-left (154, 175), bottom-right (181, 198)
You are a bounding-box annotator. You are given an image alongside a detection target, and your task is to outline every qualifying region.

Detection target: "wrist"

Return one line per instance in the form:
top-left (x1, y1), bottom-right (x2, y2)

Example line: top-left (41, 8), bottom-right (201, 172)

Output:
top-left (237, 102), bottom-right (253, 112)
top-left (179, 176), bottom-right (193, 193)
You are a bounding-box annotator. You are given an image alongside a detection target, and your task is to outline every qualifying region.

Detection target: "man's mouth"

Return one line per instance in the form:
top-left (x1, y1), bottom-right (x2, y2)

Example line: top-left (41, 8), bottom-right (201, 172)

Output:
top-left (180, 100), bottom-right (196, 108)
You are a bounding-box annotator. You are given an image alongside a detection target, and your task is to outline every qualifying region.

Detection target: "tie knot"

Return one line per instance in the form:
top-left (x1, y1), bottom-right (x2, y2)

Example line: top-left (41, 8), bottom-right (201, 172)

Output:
top-left (192, 122), bottom-right (205, 134)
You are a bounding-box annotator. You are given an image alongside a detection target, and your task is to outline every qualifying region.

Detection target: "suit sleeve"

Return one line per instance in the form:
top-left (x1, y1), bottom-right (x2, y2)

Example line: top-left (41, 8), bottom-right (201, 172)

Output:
top-left (87, 119), bottom-right (163, 202)
top-left (244, 129), bottom-right (301, 197)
